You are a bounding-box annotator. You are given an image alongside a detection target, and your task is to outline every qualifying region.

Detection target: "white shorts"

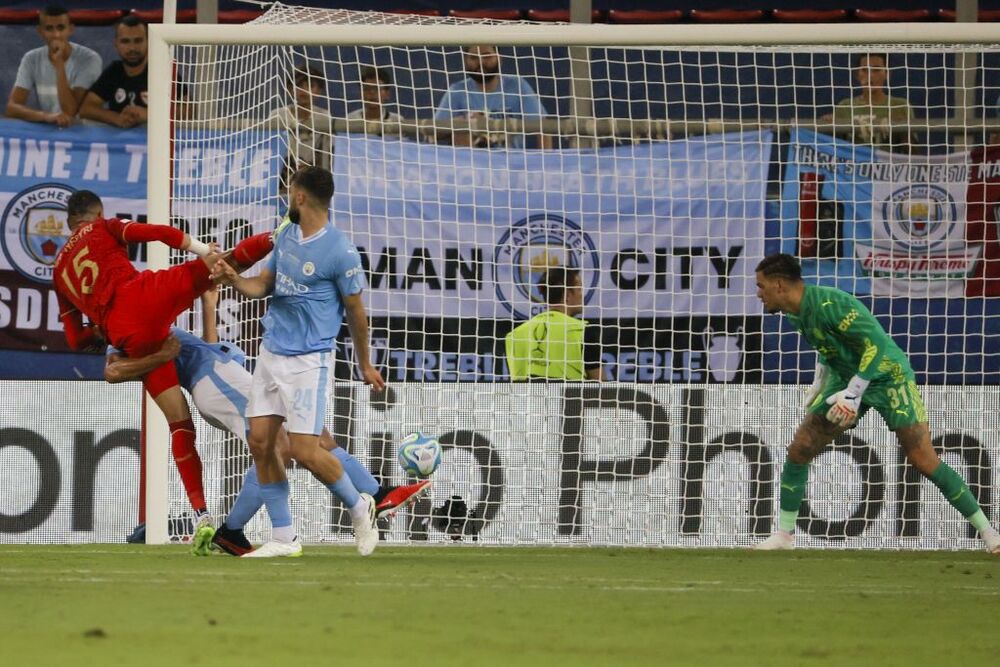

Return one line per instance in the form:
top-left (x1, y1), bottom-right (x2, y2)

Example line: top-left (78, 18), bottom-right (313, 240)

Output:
top-left (247, 347), bottom-right (331, 435)
top-left (190, 358), bottom-right (253, 443)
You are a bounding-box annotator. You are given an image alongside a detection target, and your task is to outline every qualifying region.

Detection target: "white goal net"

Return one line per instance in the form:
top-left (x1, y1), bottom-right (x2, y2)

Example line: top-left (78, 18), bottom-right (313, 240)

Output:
top-left (148, 5), bottom-right (1000, 549)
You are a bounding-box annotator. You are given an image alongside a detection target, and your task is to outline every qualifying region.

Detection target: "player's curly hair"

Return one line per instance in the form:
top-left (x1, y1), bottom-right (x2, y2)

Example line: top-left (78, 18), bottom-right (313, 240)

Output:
top-left (755, 253), bottom-right (802, 282)
top-left (539, 266), bottom-right (580, 306)
top-left (66, 190), bottom-right (103, 227)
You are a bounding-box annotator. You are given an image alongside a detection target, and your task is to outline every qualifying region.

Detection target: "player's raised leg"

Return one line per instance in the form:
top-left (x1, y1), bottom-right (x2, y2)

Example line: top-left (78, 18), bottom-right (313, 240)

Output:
top-left (896, 422), bottom-right (1000, 554)
top-left (756, 413), bottom-right (841, 550)
top-left (287, 432), bottom-right (378, 556)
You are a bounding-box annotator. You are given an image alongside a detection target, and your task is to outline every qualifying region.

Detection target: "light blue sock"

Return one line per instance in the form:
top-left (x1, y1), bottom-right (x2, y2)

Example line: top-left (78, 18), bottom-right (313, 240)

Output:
top-left (327, 472), bottom-right (362, 510)
top-left (225, 465), bottom-right (263, 531)
top-left (332, 448), bottom-right (380, 495)
top-left (259, 480), bottom-right (293, 528)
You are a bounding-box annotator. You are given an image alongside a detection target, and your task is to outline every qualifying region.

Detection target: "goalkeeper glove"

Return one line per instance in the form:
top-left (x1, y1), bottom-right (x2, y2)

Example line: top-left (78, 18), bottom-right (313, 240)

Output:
top-left (825, 375), bottom-right (870, 428)
top-left (802, 362), bottom-right (828, 409)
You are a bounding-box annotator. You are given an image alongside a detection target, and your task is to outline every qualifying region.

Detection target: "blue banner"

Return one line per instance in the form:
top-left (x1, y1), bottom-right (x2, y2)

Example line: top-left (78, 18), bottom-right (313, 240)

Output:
top-left (334, 131), bottom-right (773, 319)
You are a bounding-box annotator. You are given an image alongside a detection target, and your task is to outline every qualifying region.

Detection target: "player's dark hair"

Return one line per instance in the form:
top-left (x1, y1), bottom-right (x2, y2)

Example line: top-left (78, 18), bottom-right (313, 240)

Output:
top-left (755, 253), bottom-right (802, 282)
top-left (539, 267), bottom-right (580, 306)
top-left (66, 190), bottom-right (103, 226)
top-left (116, 14), bottom-right (147, 33)
top-left (41, 5), bottom-right (69, 20)
top-left (359, 66), bottom-right (393, 86)
top-left (290, 166), bottom-right (334, 204)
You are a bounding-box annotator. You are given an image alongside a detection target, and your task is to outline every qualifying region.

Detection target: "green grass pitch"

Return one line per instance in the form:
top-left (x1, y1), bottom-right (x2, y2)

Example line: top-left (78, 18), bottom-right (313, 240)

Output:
top-left (1, 545), bottom-right (996, 666)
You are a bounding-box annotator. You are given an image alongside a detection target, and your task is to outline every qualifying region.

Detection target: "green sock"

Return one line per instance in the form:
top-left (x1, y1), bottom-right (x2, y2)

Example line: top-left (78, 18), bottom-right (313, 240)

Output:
top-left (778, 462), bottom-right (809, 533)
top-left (929, 462), bottom-right (985, 528)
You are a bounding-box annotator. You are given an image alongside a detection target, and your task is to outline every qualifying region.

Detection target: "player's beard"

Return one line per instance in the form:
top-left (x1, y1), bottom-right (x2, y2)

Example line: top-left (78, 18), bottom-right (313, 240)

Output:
top-left (287, 203), bottom-right (301, 225)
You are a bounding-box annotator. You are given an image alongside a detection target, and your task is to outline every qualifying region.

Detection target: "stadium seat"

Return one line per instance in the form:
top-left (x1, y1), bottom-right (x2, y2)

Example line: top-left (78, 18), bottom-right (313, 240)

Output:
top-left (68, 10), bottom-right (126, 26)
top-left (0, 9), bottom-right (39, 24)
top-left (527, 9), bottom-right (604, 23)
top-left (130, 10), bottom-right (198, 24)
top-left (607, 10), bottom-right (684, 24)
top-left (854, 10), bottom-right (935, 22)
top-left (219, 10), bottom-right (264, 24)
top-left (772, 9), bottom-right (850, 23)
top-left (938, 9), bottom-right (1000, 22)
top-left (449, 10), bottom-right (523, 21)
top-left (688, 10), bottom-right (766, 23)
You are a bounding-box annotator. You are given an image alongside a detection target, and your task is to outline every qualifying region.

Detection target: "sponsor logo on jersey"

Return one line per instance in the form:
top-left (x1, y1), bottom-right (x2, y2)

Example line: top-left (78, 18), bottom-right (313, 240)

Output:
top-left (1, 182), bottom-right (75, 283)
top-left (492, 214), bottom-right (599, 320)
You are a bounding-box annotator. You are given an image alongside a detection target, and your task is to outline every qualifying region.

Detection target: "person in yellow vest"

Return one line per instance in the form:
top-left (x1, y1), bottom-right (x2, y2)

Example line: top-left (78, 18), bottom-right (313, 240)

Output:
top-left (505, 267), bottom-right (604, 381)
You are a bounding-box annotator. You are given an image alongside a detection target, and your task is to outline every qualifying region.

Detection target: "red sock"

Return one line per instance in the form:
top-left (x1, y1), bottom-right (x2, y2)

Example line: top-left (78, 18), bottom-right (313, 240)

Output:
top-left (232, 232), bottom-right (274, 269)
top-left (169, 418), bottom-right (206, 513)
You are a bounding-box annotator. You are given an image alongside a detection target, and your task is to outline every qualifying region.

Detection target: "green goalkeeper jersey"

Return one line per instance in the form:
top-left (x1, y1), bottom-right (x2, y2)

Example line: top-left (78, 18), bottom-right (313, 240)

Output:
top-left (786, 284), bottom-right (911, 382)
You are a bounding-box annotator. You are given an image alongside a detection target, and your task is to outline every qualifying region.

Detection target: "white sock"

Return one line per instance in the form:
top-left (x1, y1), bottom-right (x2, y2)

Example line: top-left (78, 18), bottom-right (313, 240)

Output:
top-left (348, 497), bottom-right (368, 521)
top-left (272, 525), bottom-right (295, 543)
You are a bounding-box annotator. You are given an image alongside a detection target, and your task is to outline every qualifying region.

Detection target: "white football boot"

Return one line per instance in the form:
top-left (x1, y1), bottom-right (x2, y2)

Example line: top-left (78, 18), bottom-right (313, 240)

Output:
top-left (353, 493), bottom-right (379, 556)
top-left (983, 528), bottom-right (1000, 555)
top-left (754, 531), bottom-right (795, 551)
top-left (242, 536), bottom-right (303, 558)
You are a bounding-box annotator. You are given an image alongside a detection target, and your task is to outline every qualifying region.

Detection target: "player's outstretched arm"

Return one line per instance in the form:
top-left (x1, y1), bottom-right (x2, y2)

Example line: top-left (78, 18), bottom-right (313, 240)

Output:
top-left (200, 287), bottom-right (220, 343)
top-left (343, 293), bottom-right (385, 392)
top-left (104, 335), bottom-right (182, 384)
top-left (213, 259), bottom-right (274, 299)
top-left (110, 219), bottom-right (215, 256)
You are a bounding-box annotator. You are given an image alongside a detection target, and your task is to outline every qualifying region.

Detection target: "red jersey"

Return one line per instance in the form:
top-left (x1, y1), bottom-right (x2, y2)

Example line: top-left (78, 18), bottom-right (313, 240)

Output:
top-left (54, 218), bottom-right (185, 340)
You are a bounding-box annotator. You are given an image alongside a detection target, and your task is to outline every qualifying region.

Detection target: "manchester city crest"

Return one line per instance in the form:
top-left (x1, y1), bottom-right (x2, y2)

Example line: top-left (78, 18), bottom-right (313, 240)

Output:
top-left (493, 214), bottom-right (599, 320)
top-left (880, 184), bottom-right (957, 251)
top-left (1, 183), bottom-right (75, 283)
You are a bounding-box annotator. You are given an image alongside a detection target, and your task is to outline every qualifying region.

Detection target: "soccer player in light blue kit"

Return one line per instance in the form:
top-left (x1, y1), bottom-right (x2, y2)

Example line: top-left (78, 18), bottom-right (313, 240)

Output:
top-left (105, 288), bottom-right (429, 555)
top-left (214, 165), bottom-right (384, 557)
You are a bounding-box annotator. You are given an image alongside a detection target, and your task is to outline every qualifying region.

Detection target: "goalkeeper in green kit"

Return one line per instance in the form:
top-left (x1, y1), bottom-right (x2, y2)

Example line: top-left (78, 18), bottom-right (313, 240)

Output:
top-left (753, 254), bottom-right (1000, 552)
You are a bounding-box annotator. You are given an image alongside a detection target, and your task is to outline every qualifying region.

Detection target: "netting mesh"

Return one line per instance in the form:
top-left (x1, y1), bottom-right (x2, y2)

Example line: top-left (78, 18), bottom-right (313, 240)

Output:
top-left (151, 5), bottom-right (1000, 548)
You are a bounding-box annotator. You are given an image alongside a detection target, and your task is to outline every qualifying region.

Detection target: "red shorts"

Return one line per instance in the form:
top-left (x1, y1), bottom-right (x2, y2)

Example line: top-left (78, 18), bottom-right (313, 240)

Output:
top-left (105, 259), bottom-right (213, 396)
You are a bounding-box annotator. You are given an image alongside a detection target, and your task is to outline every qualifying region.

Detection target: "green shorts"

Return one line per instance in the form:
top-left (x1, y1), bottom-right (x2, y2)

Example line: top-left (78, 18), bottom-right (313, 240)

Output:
top-left (807, 371), bottom-right (928, 431)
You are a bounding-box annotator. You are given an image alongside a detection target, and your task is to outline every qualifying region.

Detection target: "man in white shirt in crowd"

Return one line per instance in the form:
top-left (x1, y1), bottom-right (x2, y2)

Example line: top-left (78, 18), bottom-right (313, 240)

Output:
top-left (5, 5), bottom-right (102, 127)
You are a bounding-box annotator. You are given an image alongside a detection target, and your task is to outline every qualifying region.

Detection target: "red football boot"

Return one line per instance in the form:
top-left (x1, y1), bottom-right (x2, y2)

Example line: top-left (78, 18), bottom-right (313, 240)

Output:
top-left (375, 480), bottom-right (432, 519)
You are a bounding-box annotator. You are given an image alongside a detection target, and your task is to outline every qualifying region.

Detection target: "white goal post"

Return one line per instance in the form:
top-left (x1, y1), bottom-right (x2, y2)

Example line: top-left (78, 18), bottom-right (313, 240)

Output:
top-left (145, 15), bottom-right (1000, 548)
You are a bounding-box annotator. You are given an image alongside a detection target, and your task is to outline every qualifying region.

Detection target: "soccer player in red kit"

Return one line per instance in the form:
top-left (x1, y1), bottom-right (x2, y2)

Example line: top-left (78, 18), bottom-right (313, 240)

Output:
top-left (54, 189), bottom-right (222, 553)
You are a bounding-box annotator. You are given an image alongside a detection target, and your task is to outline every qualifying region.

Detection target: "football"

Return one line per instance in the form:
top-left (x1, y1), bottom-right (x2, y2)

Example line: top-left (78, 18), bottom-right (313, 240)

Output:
top-left (397, 432), bottom-right (442, 478)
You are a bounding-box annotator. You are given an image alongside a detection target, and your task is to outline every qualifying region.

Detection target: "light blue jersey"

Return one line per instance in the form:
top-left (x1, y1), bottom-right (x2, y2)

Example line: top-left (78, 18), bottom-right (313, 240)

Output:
top-left (107, 326), bottom-right (247, 391)
top-left (262, 221), bottom-right (365, 356)
top-left (434, 74), bottom-right (547, 148)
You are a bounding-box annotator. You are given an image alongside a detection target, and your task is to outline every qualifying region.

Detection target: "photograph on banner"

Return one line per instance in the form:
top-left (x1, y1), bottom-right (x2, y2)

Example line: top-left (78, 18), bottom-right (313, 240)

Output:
top-left (341, 315), bottom-right (762, 383)
top-left (780, 128), bottom-right (1000, 297)
top-left (333, 132), bottom-right (771, 320)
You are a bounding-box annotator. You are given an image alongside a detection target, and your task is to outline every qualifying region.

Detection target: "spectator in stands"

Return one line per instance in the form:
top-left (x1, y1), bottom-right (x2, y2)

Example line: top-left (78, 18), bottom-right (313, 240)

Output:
top-left (5, 5), bottom-right (102, 127)
top-left (827, 53), bottom-right (913, 151)
top-left (347, 66), bottom-right (404, 136)
top-left (270, 66), bottom-right (332, 187)
top-left (347, 67), bottom-right (403, 134)
top-left (434, 45), bottom-right (551, 149)
top-left (80, 15), bottom-right (149, 128)
top-left (505, 267), bottom-right (604, 382)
